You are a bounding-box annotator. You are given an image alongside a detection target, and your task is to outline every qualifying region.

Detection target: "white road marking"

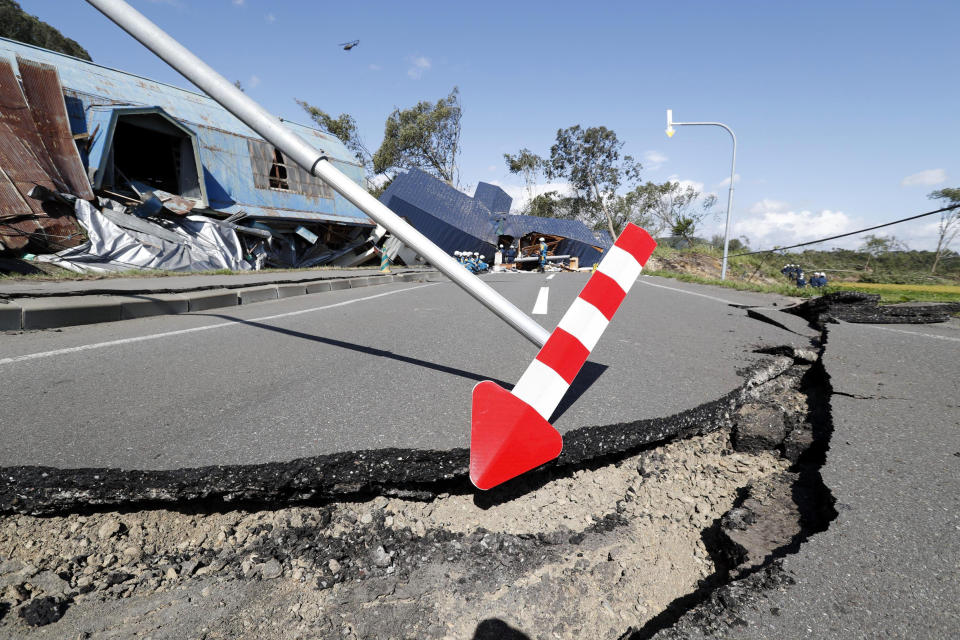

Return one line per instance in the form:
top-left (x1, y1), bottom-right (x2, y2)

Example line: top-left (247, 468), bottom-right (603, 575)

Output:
top-left (546, 273), bottom-right (556, 280)
top-left (0, 283), bottom-right (436, 367)
top-left (532, 286), bottom-right (550, 315)
top-left (638, 278), bottom-right (741, 305)
top-left (858, 324), bottom-right (960, 343)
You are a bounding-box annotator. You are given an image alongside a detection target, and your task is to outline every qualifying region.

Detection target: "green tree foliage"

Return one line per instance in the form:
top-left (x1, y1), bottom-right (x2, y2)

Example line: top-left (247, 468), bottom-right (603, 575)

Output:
top-left (297, 100), bottom-right (372, 175)
top-left (503, 148), bottom-right (545, 211)
top-left (373, 87), bottom-right (462, 184)
top-left (629, 181), bottom-right (716, 240)
top-left (525, 191), bottom-right (578, 220)
top-left (711, 234), bottom-right (750, 253)
top-left (927, 187), bottom-right (960, 274)
top-left (859, 234), bottom-right (907, 271)
top-left (544, 125), bottom-right (642, 239)
top-left (0, 0), bottom-right (91, 60)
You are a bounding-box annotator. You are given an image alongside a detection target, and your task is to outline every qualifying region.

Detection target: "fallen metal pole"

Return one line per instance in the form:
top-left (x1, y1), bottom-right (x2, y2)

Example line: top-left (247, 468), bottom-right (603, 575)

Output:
top-left (86, 0), bottom-right (550, 348)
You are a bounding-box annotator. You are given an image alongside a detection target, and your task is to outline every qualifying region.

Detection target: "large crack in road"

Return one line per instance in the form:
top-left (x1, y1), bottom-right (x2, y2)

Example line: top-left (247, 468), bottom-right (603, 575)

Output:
top-left (0, 314), bottom-right (839, 637)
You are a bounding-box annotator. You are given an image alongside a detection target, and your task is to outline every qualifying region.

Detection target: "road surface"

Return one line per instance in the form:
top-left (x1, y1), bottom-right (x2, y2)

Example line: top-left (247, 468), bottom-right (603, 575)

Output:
top-left (0, 273), bottom-right (805, 470)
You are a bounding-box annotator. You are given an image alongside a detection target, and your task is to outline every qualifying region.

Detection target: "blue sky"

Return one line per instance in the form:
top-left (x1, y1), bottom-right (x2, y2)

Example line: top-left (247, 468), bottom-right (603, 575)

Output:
top-left (23, 0), bottom-right (960, 250)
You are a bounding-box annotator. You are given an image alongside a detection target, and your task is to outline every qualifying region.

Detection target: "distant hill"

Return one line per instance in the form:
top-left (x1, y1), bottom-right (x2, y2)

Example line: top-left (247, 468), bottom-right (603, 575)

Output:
top-left (0, 0), bottom-right (91, 61)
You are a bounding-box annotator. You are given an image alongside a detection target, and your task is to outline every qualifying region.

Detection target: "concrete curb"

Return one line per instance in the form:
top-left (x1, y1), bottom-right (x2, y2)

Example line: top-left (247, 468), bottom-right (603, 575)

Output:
top-left (2, 272), bottom-right (425, 332)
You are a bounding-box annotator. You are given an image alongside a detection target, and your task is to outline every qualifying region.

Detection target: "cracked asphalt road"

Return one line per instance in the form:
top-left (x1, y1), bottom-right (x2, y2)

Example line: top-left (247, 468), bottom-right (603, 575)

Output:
top-left (0, 273), bottom-right (805, 470)
top-left (654, 317), bottom-right (960, 640)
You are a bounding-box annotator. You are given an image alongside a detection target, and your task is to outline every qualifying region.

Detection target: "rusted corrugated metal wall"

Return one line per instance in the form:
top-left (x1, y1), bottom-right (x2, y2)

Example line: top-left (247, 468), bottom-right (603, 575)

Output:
top-left (17, 57), bottom-right (94, 200)
top-left (0, 58), bottom-right (84, 251)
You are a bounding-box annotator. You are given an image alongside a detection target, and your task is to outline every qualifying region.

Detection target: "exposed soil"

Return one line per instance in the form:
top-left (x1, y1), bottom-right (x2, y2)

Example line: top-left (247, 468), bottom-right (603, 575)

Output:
top-left (0, 345), bottom-right (834, 639)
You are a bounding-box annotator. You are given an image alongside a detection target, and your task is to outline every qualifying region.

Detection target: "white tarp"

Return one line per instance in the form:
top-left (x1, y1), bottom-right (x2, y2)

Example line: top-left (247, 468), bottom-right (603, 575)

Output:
top-left (36, 198), bottom-right (252, 273)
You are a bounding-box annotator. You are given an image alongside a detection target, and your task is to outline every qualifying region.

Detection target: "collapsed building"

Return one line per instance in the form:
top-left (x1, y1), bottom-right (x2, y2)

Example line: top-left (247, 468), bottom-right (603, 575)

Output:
top-left (0, 37), bottom-right (380, 271)
top-left (379, 168), bottom-right (611, 269)
top-left (0, 37), bottom-right (611, 274)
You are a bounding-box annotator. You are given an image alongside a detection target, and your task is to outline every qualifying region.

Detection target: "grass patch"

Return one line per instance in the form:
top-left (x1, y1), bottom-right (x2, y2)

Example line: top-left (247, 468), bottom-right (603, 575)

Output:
top-left (647, 270), bottom-right (960, 304)
top-left (646, 269), bottom-right (816, 298)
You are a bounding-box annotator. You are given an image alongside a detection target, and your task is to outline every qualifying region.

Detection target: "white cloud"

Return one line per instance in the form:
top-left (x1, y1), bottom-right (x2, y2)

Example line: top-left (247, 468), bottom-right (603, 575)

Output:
top-left (665, 174), bottom-right (705, 194)
top-left (367, 174), bottom-right (392, 189)
top-left (407, 56), bottom-right (431, 79)
top-left (901, 168), bottom-right (947, 187)
top-left (232, 0), bottom-right (244, 5)
top-left (749, 199), bottom-right (789, 215)
top-left (715, 173), bottom-right (740, 188)
top-left (642, 150), bottom-right (668, 170)
top-left (368, 64), bottom-right (381, 71)
top-left (730, 209), bottom-right (855, 248)
top-left (487, 165), bottom-right (498, 172)
top-left (265, 12), bottom-right (276, 23)
top-left (248, 75), bottom-right (260, 89)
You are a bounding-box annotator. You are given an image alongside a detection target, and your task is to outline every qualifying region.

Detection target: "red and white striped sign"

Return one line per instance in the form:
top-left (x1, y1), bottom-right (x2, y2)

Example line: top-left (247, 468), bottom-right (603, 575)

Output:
top-left (470, 224), bottom-right (657, 489)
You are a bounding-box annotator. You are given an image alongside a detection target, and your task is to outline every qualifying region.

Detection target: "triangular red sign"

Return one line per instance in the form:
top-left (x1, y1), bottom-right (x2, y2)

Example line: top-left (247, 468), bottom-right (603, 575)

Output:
top-left (469, 381), bottom-right (563, 489)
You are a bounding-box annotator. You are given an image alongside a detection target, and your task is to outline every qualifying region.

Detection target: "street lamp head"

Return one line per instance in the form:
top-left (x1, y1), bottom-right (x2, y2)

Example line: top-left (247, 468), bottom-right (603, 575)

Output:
top-left (666, 109), bottom-right (675, 137)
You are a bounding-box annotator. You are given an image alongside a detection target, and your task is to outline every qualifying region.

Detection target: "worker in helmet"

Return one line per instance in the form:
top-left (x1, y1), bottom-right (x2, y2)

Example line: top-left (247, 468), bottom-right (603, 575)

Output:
top-left (477, 254), bottom-right (489, 272)
top-left (538, 237), bottom-right (548, 272)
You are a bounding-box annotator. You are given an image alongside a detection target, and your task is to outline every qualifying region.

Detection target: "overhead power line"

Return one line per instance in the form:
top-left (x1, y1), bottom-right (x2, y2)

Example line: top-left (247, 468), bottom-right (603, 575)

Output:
top-left (732, 203), bottom-right (960, 257)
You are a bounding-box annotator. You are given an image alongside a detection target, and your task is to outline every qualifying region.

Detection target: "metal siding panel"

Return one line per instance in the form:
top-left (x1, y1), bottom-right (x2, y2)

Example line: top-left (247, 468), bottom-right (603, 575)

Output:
top-left (0, 59), bottom-right (66, 191)
top-left (0, 163), bottom-right (32, 250)
top-left (246, 137), bottom-right (271, 189)
top-left (379, 169), bottom-right (497, 245)
top-left (474, 182), bottom-right (513, 214)
top-left (17, 57), bottom-right (95, 199)
top-left (385, 196), bottom-right (495, 257)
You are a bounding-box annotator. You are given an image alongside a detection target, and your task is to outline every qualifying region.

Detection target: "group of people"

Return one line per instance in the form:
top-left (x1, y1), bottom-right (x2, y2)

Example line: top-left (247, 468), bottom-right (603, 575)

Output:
top-left (453, 238), bottom-right (550, 274)
top-left (781, 264), bottom-right (829, 288)
top-left (454, 250), bottom-right (489, 273)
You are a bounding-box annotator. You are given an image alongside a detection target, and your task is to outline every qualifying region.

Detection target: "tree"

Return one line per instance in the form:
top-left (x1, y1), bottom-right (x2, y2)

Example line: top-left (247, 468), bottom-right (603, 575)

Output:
top-left (525, 191), bottom-right (579, 220)
top-left (711, 234), bottom-right (750, 253)
top-left (628, 181), bottom-right (717, 240)
top-left (545, 125), bottom-right (642, 239)
top-left (927, 188), bottom-right (960, 274)
top-left (297, 101), bottom-right (372, 175)
top-left (0, 0), bottom-right (91, 60)
top-left (503, 148), bottom-right (545, 212)
top-left (859, 234), bottom-right (906, 271)
top-left (373, 87), bottom-right (462, 184)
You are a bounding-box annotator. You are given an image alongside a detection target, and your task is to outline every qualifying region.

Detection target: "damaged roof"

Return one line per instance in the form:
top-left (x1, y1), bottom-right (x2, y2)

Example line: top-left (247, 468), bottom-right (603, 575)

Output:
top-left (0, 37), bottom-right (371, 226)
top-left (380, 169), bottom-right (611, 263)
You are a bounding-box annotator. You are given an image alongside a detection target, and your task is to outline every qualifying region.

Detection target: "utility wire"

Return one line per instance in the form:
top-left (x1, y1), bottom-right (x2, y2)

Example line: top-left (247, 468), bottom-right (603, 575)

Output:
top-left (732, 203), bottom-right (960, 257)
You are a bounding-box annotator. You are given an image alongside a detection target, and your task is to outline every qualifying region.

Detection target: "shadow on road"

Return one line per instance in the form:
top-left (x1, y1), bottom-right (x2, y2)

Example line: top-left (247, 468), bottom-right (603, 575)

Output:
top-left (550, 360), bottom-right (609, 421)
top-left (472, 619), bottom-right (532, 639)
top-left (200, 313), bottom-right (513, 387)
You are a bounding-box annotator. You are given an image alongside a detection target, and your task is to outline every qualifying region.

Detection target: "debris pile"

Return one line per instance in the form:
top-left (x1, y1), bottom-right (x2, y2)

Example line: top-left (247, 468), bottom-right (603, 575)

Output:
top-left (0, 37), bottom-right (379, 272)
top-left (786, 290), bottom-right (960, 326)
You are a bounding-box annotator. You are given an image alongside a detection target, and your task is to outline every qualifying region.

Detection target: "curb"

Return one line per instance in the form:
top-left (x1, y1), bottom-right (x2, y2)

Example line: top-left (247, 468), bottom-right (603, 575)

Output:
top-left (1, 273), bottom-right (425, 331)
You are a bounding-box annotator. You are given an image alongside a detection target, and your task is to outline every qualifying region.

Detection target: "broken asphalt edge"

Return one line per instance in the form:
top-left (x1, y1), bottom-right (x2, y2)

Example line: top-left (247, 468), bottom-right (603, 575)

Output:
top-left (0, 271), bottom-right (427, 331)
top-left (0, 351), bottom-right (804, 517)
top-left (636, 324), bottom-right (839, 640)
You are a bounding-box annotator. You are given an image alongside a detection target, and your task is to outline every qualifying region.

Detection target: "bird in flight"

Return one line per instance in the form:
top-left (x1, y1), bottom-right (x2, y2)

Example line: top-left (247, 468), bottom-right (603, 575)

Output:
top-left (339, 40), bottom-right (360, 51)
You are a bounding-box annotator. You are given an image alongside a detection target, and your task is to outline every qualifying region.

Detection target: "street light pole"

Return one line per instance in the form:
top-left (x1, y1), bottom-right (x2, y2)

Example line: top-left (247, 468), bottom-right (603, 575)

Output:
top-left (666, 110), bottom-right (738, 280)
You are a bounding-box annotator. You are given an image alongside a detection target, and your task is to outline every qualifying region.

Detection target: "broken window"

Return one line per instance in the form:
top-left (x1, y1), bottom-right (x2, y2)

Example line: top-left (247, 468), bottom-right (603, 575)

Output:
top-left (268, 147), bottom-right (289, 190)
top-left (97, 110), bottom-right (205, 203)
top-left (248, 138), bottom-right (334, 198)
